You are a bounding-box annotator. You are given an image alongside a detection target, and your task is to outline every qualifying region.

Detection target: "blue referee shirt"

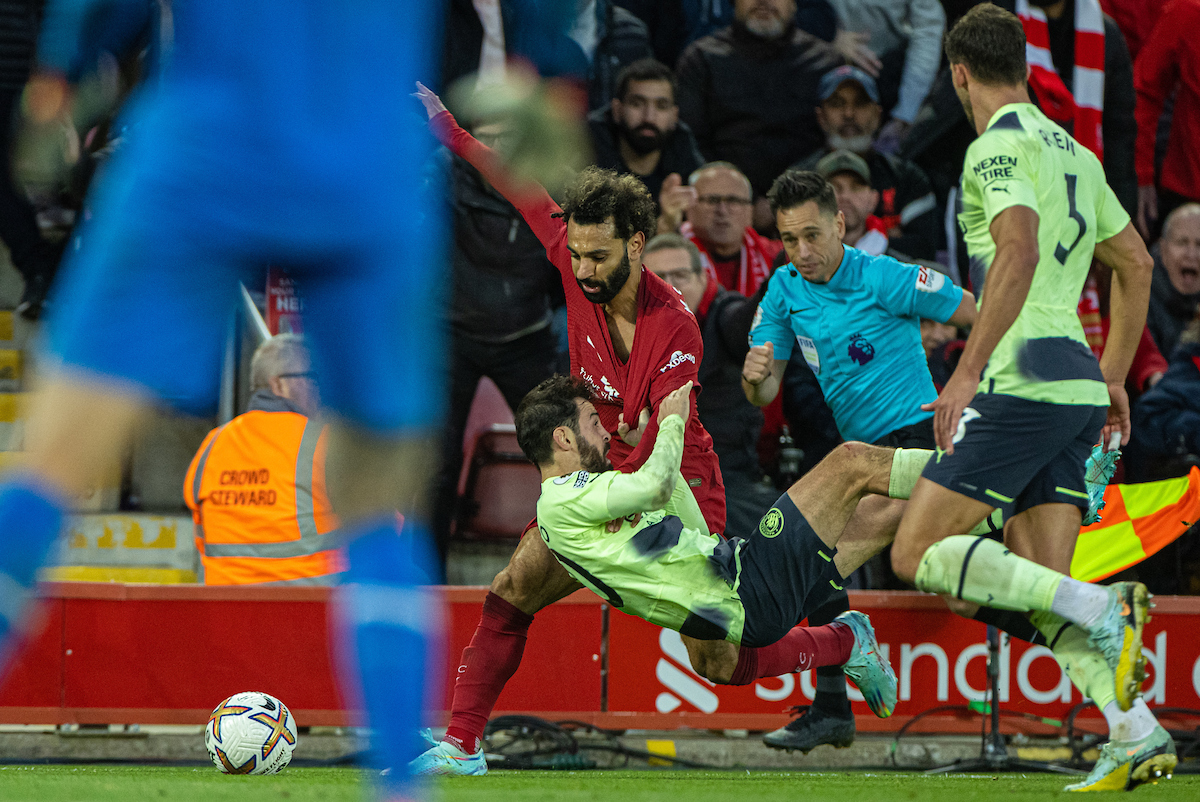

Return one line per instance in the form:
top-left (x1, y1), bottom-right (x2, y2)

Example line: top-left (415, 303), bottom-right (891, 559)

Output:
top-left (750, 246), bottom-right (963, 443)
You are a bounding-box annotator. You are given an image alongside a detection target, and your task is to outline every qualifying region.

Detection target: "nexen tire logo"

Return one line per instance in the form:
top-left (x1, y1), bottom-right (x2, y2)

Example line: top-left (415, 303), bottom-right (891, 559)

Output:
top-left (659, 351), bottom-right (697, 373)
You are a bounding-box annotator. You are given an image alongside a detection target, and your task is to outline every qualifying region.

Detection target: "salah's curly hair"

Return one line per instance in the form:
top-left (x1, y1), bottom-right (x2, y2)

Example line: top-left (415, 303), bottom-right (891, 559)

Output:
top-left (556, 166), bottom-right (657, 242)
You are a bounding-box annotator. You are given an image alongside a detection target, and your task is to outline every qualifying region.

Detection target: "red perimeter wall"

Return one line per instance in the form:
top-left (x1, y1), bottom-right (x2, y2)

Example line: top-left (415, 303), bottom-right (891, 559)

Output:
top-left (2, 584), bottom-right (1198, 735)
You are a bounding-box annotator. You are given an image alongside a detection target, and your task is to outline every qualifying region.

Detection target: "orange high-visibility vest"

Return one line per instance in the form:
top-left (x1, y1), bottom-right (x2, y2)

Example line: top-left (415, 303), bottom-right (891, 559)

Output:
top-left (1072, 467), bottom-right (1200, 582)
top-left (184, 410), bottom-right (343, 585)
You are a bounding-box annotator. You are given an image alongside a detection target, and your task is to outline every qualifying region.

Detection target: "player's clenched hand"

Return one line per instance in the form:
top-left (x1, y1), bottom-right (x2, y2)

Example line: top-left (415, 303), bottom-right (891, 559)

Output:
top-left (742, 342), bottom-right (774, 386)
top-left (412, 81), bottom-right (447, 120)
top-left (617, 406), bottom-right (652, 446)
top-left (1102, 383), bottom-right (1131, 449)
top-left (922, 367), bottom-right (978, 455)
top-left (658, 381), bottom-right (693, 425)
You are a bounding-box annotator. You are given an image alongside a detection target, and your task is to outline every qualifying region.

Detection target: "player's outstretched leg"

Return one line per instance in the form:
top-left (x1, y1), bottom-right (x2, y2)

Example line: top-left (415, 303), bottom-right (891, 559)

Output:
top-left (1031, 611), bottom-right (1176, 791)
top-left (410, 527), bottom-right (580, 776)
top-left (834, 610), bottom-right (896, 719)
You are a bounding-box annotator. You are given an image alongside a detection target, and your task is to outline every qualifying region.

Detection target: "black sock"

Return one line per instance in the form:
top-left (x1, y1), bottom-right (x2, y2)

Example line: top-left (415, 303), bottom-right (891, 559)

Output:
top-left (971, 607), bottom-right (1047, 646)
top-left (807, 588), bottom-right (852, 717)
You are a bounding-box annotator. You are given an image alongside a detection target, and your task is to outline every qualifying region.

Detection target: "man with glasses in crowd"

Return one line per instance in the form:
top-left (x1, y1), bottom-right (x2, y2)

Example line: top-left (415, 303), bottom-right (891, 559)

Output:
top-left (663, 161), bottom-right (782, 297)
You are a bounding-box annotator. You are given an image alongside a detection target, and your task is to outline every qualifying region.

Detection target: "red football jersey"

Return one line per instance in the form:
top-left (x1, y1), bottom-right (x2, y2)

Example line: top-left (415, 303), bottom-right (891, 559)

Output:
top-left (433, 112), bottom-right (726, 534)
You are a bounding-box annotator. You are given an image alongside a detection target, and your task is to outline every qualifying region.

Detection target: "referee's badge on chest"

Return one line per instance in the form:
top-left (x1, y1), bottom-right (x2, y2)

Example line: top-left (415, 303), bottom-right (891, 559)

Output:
top-left (796, 335), bottom-right (820, 374)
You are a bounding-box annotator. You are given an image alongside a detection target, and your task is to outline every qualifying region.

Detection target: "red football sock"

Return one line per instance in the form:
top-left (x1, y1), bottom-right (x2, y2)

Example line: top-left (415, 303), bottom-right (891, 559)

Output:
top-left (443, 592), bottom-right (534, 754)
top-left (727, 623), bottom-right (854, 685)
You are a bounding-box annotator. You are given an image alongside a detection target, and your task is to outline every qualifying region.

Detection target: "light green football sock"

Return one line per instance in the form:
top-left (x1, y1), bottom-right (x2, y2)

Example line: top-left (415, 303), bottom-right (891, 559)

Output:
top-left (1030, 610), bottom-right (1117, 711)
top-left (915, 536), bottom-right (1064, 612)
top-left (888, 451), bottom-right (1003, 536)
top-left (888, 449), bottom-right (932, 499)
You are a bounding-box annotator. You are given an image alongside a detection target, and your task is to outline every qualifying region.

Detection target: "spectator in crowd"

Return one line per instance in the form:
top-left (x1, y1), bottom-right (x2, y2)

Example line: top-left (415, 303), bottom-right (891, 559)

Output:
top-left (666, 162), bottom-right (783, 296)
top-left (675, 0), bottom-right (842, 229)
top-left (1147, 204), bottom-right (1200, 359)
top-left (921, 318), bottom-right (964, 391)
top-left (1134, 0), bottom-right (1200, 240)
top-left (1014, 0), bottom-right (1138, 214)
top-left (1, 0), bottom-right (64, 319)
top-left (428, 119), bottom-right (564, 573)
top-left (1099, 0), bottom-right (1165, 61)
top-left (184, 336), bottom-right (342, 586)
top-left (741, 169), bottom-right (975, 754)
top-left (1133, 314), bottom-right (1200, 462)
top-left (824, 0), bottom-right (946, 154)
top-left (615, 0), bottom-right (838, 69)
top-left (816, 149), bottom-right (942, 268)
top-left (643, 233), bottom-right (777, 538)
top-left (441, 0), bottom-right (652, 112)
top-left (796, 67), bottom-right (940, 261)
top-left (588, 58), bottom-right (704, 203)
top-left (1078, 268), bottom-right (1166, 394)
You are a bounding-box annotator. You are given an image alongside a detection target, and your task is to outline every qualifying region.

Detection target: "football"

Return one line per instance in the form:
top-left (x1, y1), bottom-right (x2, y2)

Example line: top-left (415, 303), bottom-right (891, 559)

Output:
top-left (204, 691), bottom-right (299, 775)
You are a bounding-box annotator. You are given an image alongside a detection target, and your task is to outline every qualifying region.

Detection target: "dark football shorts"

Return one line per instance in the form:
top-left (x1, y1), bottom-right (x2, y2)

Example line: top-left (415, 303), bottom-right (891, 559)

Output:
top-left (920, 393), bottom-right (1107, 518)
top-left (734, 492), bottom-right (845, 648)
top-left (873, 414), bottom-right (937, 449)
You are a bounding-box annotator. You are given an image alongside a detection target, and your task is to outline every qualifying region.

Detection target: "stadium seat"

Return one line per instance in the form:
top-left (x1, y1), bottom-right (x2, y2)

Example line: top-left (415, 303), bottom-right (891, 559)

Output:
top-left (455, 424), bottom-right (541, 541)
top-left (456, 377), bottom-right (516, 495)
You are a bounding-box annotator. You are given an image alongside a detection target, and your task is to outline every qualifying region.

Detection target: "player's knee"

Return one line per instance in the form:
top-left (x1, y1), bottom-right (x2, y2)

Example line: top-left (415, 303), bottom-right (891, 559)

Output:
top-left (489, 561), bottom-right (555, 613)
top-left (810, 440), bottom-right (865, 479)
top-left (488, 565), bottom-right (538, 609)
top-left (824, 441), bottom-right (879, 489)
top-left (889, 537), bottom-right (922, 585)
top-left (690, 648), bottom-right (736, 684)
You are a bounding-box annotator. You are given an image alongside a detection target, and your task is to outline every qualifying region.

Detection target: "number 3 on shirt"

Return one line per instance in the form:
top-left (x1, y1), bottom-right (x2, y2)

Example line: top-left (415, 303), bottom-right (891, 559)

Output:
top-left (1054, 173), bottom-right (1087, 264)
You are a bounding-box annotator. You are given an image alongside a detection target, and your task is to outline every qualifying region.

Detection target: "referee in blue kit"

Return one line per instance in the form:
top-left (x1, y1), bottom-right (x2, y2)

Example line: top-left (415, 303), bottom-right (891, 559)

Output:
top-left (741, 167), bottom-right (974, 754)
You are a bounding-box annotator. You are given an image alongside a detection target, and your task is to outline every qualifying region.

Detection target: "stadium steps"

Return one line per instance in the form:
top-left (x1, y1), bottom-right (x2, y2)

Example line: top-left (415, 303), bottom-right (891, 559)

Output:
top-left (0, 309), bottom-right (201, 583)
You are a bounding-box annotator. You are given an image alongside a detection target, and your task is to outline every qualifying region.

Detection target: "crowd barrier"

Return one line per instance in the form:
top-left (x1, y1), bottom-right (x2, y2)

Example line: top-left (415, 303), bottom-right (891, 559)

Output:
top-left (2, 584), bottom-right (1198, 735)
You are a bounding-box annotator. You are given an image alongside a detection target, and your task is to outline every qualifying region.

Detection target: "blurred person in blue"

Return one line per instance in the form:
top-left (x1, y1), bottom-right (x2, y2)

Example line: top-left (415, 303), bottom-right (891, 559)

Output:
top-left (4, 1), bottom-right (450, 798)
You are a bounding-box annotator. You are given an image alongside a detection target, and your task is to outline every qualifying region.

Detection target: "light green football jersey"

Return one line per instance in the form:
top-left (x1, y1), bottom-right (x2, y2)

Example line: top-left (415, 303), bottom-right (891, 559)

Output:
top-left (959, 103), bottom-right (1130, 405)
top-left (536, 415), bottom-right (746, 644)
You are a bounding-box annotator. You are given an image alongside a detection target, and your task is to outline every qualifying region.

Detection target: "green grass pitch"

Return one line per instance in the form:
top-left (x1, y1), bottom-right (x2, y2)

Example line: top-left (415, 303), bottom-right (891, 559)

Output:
top-left (0, 767), bottom-right (1197, 801)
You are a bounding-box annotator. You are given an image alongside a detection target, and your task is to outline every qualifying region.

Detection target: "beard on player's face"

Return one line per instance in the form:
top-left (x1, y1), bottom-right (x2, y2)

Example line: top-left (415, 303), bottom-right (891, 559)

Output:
top-left (577, 250), bottom-right (633, 305)
top-left (577, 435), bottom-right (612, 472)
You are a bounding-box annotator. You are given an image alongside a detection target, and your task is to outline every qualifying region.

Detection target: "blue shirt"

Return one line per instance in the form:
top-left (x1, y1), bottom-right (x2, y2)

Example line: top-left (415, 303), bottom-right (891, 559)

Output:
top-left (750, 246), bottom-right (962, 443)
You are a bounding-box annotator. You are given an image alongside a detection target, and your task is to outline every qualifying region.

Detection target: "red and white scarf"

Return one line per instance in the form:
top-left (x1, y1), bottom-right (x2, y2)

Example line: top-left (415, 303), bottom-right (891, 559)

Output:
top-left (679, 221), bottom-right (775, 297)
top-left (1016, 0), bottom-right (1106, 161)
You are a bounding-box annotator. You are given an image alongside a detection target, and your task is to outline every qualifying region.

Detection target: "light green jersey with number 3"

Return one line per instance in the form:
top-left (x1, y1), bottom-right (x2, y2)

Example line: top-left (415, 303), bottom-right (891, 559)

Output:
top-left (958, 103), bottom-right (1130, 406)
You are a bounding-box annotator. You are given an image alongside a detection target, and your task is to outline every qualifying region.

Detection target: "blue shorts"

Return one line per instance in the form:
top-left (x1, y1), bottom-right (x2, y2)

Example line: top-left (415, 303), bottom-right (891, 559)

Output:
top-left (921, 393), bottom-right (1107, 518)
top-left (45, 101), bottom-right (446, 434)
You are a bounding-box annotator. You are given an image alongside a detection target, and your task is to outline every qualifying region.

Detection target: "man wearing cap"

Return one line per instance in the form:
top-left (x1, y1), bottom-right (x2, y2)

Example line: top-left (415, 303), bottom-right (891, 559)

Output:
top-left (794, 66), bottom-right (940, 261)
top-left (741, 168), bottom-right (975, 753)
top-left (816, 150), bottom-right (946, 272)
